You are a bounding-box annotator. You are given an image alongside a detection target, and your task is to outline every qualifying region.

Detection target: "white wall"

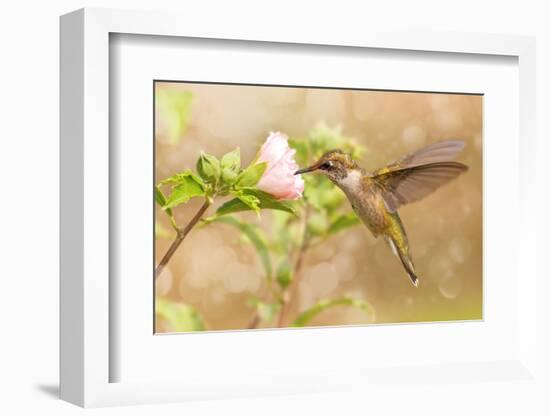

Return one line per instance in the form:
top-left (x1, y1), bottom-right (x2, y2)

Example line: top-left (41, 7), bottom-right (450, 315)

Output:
top-left (0, 1), bottom-right (548, 415)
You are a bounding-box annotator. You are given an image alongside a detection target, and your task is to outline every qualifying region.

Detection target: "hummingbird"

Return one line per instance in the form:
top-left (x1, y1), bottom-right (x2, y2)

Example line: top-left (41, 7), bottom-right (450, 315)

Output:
top-left (294, 140), bottom-right (468, 287)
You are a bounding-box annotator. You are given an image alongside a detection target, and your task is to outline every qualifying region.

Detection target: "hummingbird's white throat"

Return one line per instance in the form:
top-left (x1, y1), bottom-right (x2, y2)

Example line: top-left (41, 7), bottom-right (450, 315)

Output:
top-left (338, 169), bottom-right (362, 192)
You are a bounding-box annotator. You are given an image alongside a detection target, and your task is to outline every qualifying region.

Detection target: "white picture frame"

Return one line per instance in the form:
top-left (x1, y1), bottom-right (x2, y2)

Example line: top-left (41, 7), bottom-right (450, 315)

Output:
top-left (60, 7), bottom-right (539, 408)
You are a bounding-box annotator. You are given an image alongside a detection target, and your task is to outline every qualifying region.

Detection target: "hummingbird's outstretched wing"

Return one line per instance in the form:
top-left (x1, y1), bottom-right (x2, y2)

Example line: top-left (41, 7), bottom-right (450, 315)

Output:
top-left (372, 140), bottom-right (468, 212)
top-left (377, 140), bottom-right (466, 171)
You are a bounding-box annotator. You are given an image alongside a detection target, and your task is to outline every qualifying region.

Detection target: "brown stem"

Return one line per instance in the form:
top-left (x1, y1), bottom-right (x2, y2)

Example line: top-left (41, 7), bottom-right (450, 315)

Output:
top-left (247, 274), bottom-right (277, 329)
top-left (155, 199), bottom-right (211, 280)
top-left (277, 207), bottom-right (310, 327)
top-left (247, 314), bottom-right (261, 329)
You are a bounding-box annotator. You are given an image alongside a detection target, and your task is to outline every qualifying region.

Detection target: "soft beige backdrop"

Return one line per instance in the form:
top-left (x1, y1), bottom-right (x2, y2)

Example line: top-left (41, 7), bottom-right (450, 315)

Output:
top-left (155, 82), bottom-right (482, 331)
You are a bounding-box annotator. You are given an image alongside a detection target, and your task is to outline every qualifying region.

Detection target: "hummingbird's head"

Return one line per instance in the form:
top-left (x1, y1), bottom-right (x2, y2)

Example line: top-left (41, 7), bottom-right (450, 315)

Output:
top-left (294, 149), bottom-right (359, 184)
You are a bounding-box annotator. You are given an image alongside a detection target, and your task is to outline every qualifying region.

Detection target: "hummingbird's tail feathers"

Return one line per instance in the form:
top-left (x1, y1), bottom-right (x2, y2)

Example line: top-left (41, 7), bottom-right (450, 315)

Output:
top-left (406, 267), bottom-right (420, 287)
top-left (398, 249), bottom-right (419, 287)
top-left (397, 248), bottom-right (419, 287)
top-left (386, 235), bottom-right (419, 287)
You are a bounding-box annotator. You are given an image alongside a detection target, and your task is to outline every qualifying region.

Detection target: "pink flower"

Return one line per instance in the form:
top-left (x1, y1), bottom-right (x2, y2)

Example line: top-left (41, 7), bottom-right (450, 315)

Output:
top-left (256, 132), bottom-right (305, 200)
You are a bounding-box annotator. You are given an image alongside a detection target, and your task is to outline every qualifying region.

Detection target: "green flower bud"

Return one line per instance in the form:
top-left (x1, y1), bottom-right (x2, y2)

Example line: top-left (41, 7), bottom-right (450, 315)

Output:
top-left (220, 148), bottom-right (241, 185)
top-left (196, 152), bottom-right (220, 184)
top-left (276, 260), bottom-right (293, 288)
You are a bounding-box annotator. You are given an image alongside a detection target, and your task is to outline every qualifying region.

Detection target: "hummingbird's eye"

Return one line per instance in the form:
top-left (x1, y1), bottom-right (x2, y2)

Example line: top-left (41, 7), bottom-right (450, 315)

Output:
top-left (320, 161), bottom-right (334, 170)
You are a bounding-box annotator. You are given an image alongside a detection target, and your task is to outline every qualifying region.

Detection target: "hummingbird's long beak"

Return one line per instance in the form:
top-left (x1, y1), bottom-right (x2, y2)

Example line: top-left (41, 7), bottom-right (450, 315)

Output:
top-left (294, 165), bottom-right (319, 175)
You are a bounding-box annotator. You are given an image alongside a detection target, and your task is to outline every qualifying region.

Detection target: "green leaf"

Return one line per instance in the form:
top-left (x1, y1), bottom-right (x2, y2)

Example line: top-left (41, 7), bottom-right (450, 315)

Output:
top-left (304, 175), bottom-right (344, 213)
top-left (309, 123), bottom-right (343, 158)
top-left (226, 189), bottom-right (262, 213)
top-left (276, 259), bottom-right (293, 288)
top-left (303, 175), bottom-right (326, 210)
top-left (163, 175), bottom-right (205, 209)
top-left (196, 152), bottom-right (221, 184)
top-left (155, 298), bottom-right (206, 332)
top-left (236, 162), bottom-right (267, 187)
top-left (288, 138), bottom-right (310, 166)
top-left (271, 210), bottom-right (294, 254)
top-left (239, 193), bottom-right (261, 212)
top-left (160, 169), bottom-right (204, 186)
top-left (210, 216), bottom-right (272, 278)
top-left (155, 185), bottom-right (167, 205)
top-left (155, 186), bottom-right (173, 217)
top-left (292, 297), bottom-right (373, 327)
top-left (213, 189), bottom-right (295, 218)
top-left (306, 122), bottom-right (366, 162)
top-left (307, 211), bottom-right (328, 236)
top-left (156, 89), bottom-right (193, 145)
top-left (327, 212), bottom-right (361, 235)
top-left (319, 187), bottom-right (346, 212)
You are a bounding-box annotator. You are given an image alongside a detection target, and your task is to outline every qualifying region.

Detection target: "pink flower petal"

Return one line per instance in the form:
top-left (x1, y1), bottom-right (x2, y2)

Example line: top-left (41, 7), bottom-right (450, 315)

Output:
top-left (256, 132), bottom-right (304, 200)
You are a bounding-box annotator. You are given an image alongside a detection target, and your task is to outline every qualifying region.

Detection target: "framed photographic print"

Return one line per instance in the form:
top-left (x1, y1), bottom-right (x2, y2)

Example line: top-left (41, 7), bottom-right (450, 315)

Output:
top-left (60, 7), bottom-right (540, 408)
top-left (152, 81), bottom-right (482, 334)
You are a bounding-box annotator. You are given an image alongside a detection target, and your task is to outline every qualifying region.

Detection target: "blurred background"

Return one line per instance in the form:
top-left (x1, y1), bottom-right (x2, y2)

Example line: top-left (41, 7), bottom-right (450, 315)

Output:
top-left (154, 81), bottom-right (482, 332)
